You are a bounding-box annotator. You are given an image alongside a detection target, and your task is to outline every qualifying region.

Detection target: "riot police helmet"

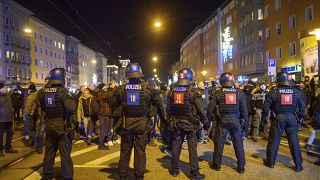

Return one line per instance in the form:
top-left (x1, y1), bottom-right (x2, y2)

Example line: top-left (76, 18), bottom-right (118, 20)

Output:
top-left (176, 67), bottom-right (193, 86)
top-left (276, 72), bottom-right (293, 86)
top-left (48, 68), bottom-right (66, 86)
top-left (219, 72), bottom-right (235, 87)
top-left (125, 63), bottom-right (144, 79)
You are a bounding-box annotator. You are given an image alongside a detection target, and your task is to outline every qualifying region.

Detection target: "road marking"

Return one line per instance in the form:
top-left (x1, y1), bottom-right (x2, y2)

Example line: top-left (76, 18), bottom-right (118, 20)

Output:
top-left (25, 145), bottom-right (99, 179)
top-left (12, 136), bottom-right (25, 142)
top-left (8, 158), bottom-right (24, 167)
top-left (85, 151), bottom-right (120, 165)
top-left (55, 145), bottom-right (98, 162)
top-left (74, 165), bottom-right (111, 168)
top-left (130, 149), bottom-right (134, 168)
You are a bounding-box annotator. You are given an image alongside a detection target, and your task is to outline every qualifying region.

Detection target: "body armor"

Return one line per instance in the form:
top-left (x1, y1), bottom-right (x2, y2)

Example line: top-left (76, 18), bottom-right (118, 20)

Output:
top-left (171, 86), bottom-right (192, 116)
top-left (275, 87), bottom-right (297, 114)
top-left (41, 87), bottom-right (64, 119)
top-left (123, 83), bottom-right (147, 117)
top-left (219, 88), bottom-right (239, 114)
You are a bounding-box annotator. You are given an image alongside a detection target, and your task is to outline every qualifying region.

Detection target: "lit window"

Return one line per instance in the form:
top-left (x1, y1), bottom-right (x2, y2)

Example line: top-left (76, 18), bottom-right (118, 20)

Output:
top-left (54, 41), bottom-right (57, 47)
top-left (11, 51), bottom-right (15, 60)
top-left (276, 47), bottom-right (282, 59)
top-left (258, 9), bottom-right (263, 20)
top-left (6, 51), bottom-right (10, 59)
top-left (258, 30), bottom-right (263, 41)
top-left (58, 42), bottom-right (61, 49)
top-left (226, 15), bottom-right (232, 25)
top-left (290, 42), bottom-right (296, 56)
top-left (305, 5), bottom-right (313, 21)
top-left (62, 44), bottom-right (65, 50)
top-left (275, 0), bottom-right (281, 11)
top-left (266, 27), bottom-right (270, 39)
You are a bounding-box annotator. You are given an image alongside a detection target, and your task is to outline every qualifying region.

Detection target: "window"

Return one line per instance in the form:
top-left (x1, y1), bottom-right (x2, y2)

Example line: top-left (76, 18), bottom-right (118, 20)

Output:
top-left (45, 49), bottom-right (48, 55)
top-left (265, 51), bottom-right (270, 61)
top-left (12, 68), bottom-right (16, 77)
top-left (275, 0), bottom-right (281, 11)
top-left (251, 11), bottom-right (254, 21)
top-left (36, 73), bottom-right (38, 79)
top-left (40, 60), bottom-right (44, 67)
top-left (40, 47), bottom-right (43, 54)
top-left (5, 34), bottom-right (9, 43)
top-left (265, 5), bottom-right (269, 18)
top-left (226, 15), bottom-right (232, 25)
top-left (258, 52), bottom-right (264, 63)
top-left (39, 35), bottom-right (42, 41)
top-left (58, 42), bottom-right (61, 49)
top-left (6, 51), bottom-right (10, 59)
top-left (62, 43), bottom-right (65, 50)
top-left (10, 51), bottom-right (15, 60)
top-left (34, 45), bottom-right (37, 52)
top-left (35, 59), bottom-right (38, 66)
top-left (289, 15), bottom-right (296, 29)
top-left (41, 73), bottom-right (44, 80)
top-left (258, 30), bottom-right (263, 42)
top-left (34, 32), bottom-right (37, 39)
top-left (266, 27), bottom-right (270, 39)
top-left (0, 50), bottom-right (2, 59)
top-left (0, 66), bottom-right (2, 77)
top-left (276, 47), bottom-right (282, 59)
top-left (54, 41), bottom-right (57, 47)
top-left (7, 68), bottom-right (10, 78)
top-left (4, 17), bottom-right (9, 26)
top-left (305, 5), bottom-right (313, 21)
top-left (45, 37), bottom-right (48, 43)
top-left (258, 9), bottom-right (263, 20)
top-left (290, 42), bottom-right (296, 56)
top-left (16, 52), bottom-right (19, 61)
top-left (276, 22), bottom-right (281, 35)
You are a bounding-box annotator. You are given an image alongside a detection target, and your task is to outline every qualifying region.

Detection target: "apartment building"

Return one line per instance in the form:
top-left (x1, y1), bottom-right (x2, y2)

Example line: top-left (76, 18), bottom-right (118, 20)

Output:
top-left (29, 17), bottom-right (66, 86)
top-left (264, 0), bottom-right (320, 80)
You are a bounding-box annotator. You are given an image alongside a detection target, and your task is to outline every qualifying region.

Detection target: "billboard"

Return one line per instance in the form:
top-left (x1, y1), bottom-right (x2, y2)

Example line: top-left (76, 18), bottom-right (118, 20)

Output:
top-left (301, 36), bottom-right (318, 77)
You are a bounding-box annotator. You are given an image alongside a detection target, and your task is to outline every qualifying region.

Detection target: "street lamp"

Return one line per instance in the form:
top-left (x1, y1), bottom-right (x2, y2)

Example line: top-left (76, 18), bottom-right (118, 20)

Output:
top-left (153, 56), bottom-right (158, 62)
top-left (24, 27), bottom-right (32, 33)
top-left (91, 59), bottom-right (97, 64)
top-left (153, 68), bottom-right (157, 72)
top-left (201, 70), bottom-right (208, 80)
top-left (154, 22), bottom-right (161, 28)
top-left (309, 28), bottom-right (320, 75)
top-left (154, 74), bottom-right (158, 78)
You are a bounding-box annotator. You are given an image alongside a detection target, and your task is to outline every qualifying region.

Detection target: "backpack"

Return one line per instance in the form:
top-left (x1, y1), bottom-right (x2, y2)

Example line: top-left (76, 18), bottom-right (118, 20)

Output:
top-left (0, 95), bottom-right (12, 120)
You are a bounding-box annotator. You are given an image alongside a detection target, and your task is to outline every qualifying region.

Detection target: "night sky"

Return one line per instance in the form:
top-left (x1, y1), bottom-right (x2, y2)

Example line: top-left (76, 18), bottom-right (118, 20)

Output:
top-left (15, 0), bottom-right (224, 81)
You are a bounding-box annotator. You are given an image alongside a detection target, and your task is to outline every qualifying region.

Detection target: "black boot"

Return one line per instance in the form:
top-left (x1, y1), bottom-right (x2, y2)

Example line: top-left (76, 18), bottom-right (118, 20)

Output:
top-left (190, 171), bottom-right (205, 180)
top-left (294, 164), bottom-right (303, 172)
top-left (263, 160), bottom-right (274, 168)
top-left (168, 169), bottom-right (180, 177)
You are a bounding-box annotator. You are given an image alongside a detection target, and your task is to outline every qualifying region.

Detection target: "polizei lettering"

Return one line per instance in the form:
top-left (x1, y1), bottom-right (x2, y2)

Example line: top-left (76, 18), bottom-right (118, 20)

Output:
top-left (126, 84), bottom-right (142, 90)
top-left (173, 87), bottom-right (187, 92)
top-left (43, 88), bottom-right (57, 93)
top-left (222, 88), bottom-right (236, 92)
top-left (279, 89), bottom-right (293, 94)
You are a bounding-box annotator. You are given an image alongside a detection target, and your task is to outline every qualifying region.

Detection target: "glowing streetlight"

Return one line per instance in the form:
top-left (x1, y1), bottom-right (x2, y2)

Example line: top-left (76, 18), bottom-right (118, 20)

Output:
top-left (201, 70), bottom-right (208, 76)
top-left (114, 70), bottom-right (118, 74)
top-left (309, 28), bottom-right (320, 41)
top-left (153, 68), bottom-right (157, 72)
top-left (24, 27), bottom-right (32, 33)
top-left (91, 59), bottom-right (97, 64)
top-left (154, 74), bottom-right (158, 78)
top-left (154, 22), bottom-right (161, 28)
top-left (153, 57), bottom-right (158, 62)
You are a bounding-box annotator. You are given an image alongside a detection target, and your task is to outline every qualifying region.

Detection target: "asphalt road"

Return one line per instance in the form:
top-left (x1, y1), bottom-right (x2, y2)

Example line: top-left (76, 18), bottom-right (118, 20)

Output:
top-left (1, 126), bottom-right (320, 180)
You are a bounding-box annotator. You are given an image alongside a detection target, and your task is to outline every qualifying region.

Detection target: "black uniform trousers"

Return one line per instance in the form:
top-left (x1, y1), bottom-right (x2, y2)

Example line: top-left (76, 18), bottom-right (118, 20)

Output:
top-left (213, 121), bottom-right (245, 169)
top-left (171, 127), bottom-right (199, 174)
top-left (266, 113), bottom-right (302, 166)
top-left (43, 130), bottom-right (73, 179)
top-left (118, 130), bottom-right (146, 179)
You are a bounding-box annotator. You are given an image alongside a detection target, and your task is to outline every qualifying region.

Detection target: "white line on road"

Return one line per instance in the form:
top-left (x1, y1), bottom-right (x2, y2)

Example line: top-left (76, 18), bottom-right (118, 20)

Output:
top-left (74, 165), bottom-right (111, 168)
top-left (55, 145), bottom-right (98, 162)
top-left (85, 151), bottom-right (120, 165)
top-left (12, 136), bottom-right (25, 142)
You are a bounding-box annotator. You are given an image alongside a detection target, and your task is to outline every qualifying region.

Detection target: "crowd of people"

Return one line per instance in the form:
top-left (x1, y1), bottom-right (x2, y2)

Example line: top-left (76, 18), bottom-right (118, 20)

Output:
top-left (0, 64), bottom-right (319, 179)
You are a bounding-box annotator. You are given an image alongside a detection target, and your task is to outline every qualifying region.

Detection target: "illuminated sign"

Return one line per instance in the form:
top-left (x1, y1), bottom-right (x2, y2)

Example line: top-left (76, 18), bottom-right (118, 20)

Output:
top-left (280, 65), bottom-right (301, 73)
top-left (221, 27), bottom-right (233, 62)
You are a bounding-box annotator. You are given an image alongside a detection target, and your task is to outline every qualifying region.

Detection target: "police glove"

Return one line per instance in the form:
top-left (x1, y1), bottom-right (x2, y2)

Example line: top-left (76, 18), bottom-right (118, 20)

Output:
top-left (203, 121), bottom-right (212, 131)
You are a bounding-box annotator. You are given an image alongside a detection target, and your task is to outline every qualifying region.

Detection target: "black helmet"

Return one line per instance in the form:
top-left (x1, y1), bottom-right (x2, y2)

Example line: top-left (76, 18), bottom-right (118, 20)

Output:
top-left (48, 68), bottom-right (65, 85)
top-left (176, 68), bottom-right (193, 86)
top-left (125, 63), bottom-right (144, 79)
top-left (219, 72), bottom-right (235, 87)
top-left (244, 84), bottom-right (253, 94)
top-left (276, 72), bottom-right (293, 86)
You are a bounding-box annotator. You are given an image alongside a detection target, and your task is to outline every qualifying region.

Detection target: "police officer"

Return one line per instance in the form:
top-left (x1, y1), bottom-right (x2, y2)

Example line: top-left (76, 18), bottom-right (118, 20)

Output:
top-left (207, 72), bottom-right (248, 174)
top-left (167, 68), bottom-right (211, 180)
top-left (37, 68), bottom-right (76, 179)
top-left (111, 63), bottom-right (163, 180)
top-left (262, 72), bottom-right (305, 172)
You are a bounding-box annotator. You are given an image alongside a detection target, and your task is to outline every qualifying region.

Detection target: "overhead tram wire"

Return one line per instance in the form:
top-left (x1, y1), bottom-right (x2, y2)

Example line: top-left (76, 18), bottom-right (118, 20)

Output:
top-left (46, 0), bottom-right (109, 55)
top-left (64, 0), bottom-right (116, 54)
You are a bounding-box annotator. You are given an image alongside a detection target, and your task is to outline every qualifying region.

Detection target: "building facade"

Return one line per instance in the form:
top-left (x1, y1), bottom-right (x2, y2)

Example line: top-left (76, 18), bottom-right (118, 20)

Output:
top-left (102, 56), bottom-right (108, 83)
top-left (0, 1), bottom-right (4, 81)
top-left (78, 43), bottom-right (97, 87)
top-left (2, 0), bottom-right (33, 85)
top-left (66, 35), bottom-right (79, 88)
top-left (264, 0), bottom-right (320, 81)
top-left (29, 17), bottom-right (66, 86)
top-left (106, 64), bottom-right (119, 83)
top-left (95, 52), bottom-right (104, 84)
top-left (238, 0), bottom-right (265, 81)
top-left (180, 27), bottom-right (204, 80)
